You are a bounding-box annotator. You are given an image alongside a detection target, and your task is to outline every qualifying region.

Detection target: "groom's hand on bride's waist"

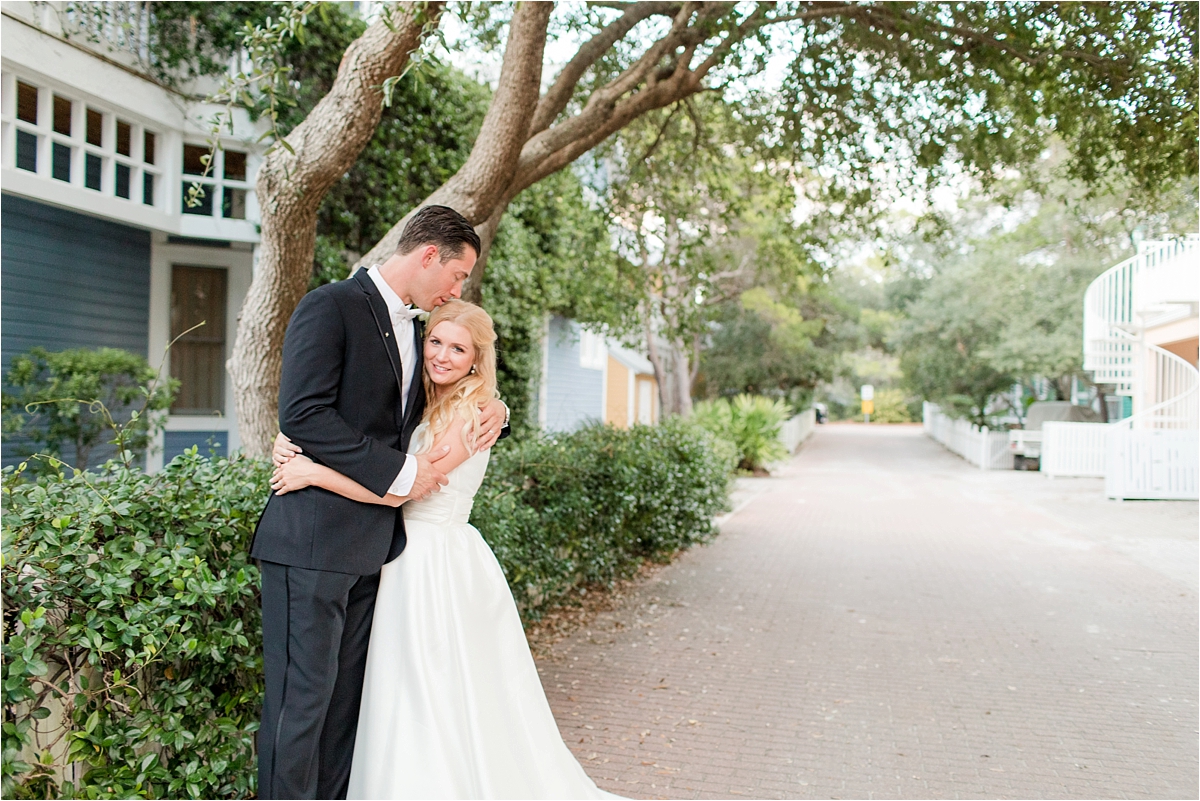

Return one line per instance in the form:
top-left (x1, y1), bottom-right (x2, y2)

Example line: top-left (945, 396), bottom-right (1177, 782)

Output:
top-left (409, 448), bottom-right (451, 501)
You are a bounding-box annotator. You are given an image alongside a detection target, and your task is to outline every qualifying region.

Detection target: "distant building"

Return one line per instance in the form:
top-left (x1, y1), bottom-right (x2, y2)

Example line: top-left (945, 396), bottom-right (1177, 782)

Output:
top-left (2, 2), bottom-right (268, 468)
top-left (538, 316), bottom-right (658, 433)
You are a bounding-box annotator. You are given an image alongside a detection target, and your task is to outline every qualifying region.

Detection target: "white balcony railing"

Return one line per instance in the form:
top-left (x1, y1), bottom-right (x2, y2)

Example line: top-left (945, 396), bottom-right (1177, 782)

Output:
top-left (1083, 235), bottom-right (1199, 391)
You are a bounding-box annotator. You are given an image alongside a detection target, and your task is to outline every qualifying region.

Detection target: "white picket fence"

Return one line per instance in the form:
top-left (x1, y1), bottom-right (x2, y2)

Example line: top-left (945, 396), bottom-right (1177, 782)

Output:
top-left (922, 402), bottom-right (1011, 469)
top-left (1019, 419), bottom-right (1198, 500)
top-left (1105, 429), bottom-right (1199, 500)
top-left (779, 408), bottom-right (816, 453)
top-left (1041, 421), bottom-right (1109, 478)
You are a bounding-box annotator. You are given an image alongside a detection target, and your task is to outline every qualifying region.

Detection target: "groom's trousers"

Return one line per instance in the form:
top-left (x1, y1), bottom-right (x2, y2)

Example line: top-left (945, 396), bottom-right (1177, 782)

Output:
top-left (258, 560), bottom-right (380, 800)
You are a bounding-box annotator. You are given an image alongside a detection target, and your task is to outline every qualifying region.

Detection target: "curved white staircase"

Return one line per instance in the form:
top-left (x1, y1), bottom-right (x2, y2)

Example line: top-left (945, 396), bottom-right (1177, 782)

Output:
top-left (1083, 235), bottom-right (1199, 398)
top-left (1046, 236), bottom-right (1198, 499)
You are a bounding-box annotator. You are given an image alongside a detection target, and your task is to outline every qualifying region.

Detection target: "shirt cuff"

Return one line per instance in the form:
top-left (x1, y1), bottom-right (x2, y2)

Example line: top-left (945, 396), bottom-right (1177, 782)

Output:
top-left (387, 456), bottom-right (417, 497)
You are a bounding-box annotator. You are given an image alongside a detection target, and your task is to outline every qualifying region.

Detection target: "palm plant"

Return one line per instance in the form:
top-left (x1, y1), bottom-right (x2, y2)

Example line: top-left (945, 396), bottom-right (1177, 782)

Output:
top-left (693, 394), bottom-right (790, 473)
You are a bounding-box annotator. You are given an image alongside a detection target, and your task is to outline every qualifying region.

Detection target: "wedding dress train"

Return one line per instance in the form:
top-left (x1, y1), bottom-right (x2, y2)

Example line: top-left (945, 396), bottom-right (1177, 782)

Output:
top-left (347, 424), bottom-right (616, 799)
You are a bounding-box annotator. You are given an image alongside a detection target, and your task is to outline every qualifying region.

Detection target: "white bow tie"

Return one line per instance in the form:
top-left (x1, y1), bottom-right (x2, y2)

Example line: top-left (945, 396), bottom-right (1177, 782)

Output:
top-left (394, 305), bottom-right (420, 323)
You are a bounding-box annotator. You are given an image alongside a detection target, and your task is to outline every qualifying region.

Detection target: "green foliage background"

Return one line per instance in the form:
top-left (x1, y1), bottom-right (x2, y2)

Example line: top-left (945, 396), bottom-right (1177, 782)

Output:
top-left (1, 349), bottom-right (176, 474)
top-left (692, 395), bottom-right (791, 472)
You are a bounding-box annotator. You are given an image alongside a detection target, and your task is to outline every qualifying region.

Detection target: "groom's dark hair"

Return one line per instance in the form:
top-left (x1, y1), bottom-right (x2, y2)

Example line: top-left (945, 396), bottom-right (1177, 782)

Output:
top-left (396, 205), bottom-right (482, 261)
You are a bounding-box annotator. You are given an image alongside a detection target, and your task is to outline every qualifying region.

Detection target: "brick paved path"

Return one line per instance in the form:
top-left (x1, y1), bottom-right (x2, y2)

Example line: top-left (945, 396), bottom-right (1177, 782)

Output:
top-left (538, 424), bottom-right (1198, 799)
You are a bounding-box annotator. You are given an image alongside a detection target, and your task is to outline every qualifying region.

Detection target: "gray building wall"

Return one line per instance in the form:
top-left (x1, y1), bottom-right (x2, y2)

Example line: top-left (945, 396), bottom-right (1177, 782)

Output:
top-left (2, 193), bottom-right (152, 466)
top-left (544, 315), bottom-right (604, 433)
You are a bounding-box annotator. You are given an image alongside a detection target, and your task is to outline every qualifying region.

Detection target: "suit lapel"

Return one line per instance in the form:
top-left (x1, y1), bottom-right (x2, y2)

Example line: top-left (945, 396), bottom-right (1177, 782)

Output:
top-left (353, 270), bottom-right (405, 402)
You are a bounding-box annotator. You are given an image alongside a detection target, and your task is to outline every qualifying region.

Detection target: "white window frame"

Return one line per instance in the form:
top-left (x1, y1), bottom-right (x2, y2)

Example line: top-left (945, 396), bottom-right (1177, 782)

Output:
top-left (579, 328), bottom-right (607, 370)
top-left (180, 142), bottom-right (253, 221)
top-left (1, 72), bottom-right (163, 209)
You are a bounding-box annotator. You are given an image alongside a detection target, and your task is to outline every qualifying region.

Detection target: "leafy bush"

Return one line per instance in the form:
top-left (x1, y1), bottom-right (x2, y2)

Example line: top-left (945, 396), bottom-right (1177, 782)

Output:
top-left (1, 348), bottom-right (175, 473)
top-left (692, 394), bottom-right (790, 472)
top-left (870, 388), bottom-right (915, 423)
top-left (3, 418), bottom-right (733, 797)
top-left (473, 418), bottom-right (736, 618)
top-left (2, 452), bottom-right (268, 799)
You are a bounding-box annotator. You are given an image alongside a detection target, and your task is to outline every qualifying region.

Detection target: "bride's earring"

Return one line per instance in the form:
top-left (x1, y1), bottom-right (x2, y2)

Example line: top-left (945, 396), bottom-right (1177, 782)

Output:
top-left (469, 365), bottom-right (476, 375)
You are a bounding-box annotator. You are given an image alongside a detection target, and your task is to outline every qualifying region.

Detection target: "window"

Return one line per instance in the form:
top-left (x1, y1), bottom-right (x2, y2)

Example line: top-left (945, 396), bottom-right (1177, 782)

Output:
top-left (182, 144), bottom-right (209, 175)
top-left (53, 95), bottom-right (71, 135)
top-left (86, 107), bottom-right (103, 146)
top-left (17, 81), bottom-right (38, 123)
top-left (170, 265), bottom-right (228, 415)
top-left (85, 153), bottom-right (102, 190)
top-left (116, 119), bottom-right (131, 156)
top-left (580, 329), bottom-right (607, 370)
top-left (115, 163), bottom-right (131, 198)
top-left (52, 142), bottom-right (71, 182)
top-left (16, 130), bottom-right (37, 172)
top-left (2, 75), bottom-right (162, 207)
top-left (182, 145), bottom-right (250, 219)
top-left (223, 150), bottom-right (246, 181)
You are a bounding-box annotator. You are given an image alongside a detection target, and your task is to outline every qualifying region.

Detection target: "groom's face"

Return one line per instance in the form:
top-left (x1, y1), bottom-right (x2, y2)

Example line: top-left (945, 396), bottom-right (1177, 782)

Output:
top-left (411, 245), bottom-right (476, 311)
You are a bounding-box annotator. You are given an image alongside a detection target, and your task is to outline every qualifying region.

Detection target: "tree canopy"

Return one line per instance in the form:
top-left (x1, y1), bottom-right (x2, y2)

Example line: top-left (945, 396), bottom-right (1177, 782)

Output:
top-left (67, 1), bottom-right (1200, 450)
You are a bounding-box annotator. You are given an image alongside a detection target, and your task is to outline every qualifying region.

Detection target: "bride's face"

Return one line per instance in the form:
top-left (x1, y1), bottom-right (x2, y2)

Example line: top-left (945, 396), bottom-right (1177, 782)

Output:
top-left (424, 320), bottom-right (475, 387)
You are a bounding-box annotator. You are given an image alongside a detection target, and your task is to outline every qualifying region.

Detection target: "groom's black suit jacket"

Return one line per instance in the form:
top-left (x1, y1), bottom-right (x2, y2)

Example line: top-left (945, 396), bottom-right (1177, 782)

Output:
top-left (251, 269), bottom-right (425, 575)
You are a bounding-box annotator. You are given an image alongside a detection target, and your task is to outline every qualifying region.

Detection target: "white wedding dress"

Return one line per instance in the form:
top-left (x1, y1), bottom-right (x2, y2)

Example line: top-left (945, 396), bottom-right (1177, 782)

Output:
top-left (347, 423), bottom-right (616, 800)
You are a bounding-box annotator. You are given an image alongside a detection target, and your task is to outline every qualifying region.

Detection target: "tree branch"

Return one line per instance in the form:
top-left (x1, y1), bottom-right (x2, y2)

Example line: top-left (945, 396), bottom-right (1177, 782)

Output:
top-left (528, 1), bottom-right (677, 137)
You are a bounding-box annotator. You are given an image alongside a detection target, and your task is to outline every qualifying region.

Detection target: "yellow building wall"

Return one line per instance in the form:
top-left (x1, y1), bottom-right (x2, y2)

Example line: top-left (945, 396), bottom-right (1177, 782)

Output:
top-left (605, 356), bottom-right (630, 428)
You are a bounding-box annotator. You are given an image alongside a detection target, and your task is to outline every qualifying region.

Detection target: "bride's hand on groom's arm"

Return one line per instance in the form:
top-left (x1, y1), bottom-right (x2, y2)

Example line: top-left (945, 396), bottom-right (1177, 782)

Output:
top-left (273, 432), bottom-right (302, 467)
top-left (271, 454), bottom-right (317, 495)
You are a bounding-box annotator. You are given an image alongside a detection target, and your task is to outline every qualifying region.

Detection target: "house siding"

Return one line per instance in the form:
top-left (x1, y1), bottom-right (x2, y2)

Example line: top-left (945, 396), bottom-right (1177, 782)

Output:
top-left (162, 430), bottom-right (229, 463)
top-left (2, 193), bottom-right (152, 465)
top-left (544, 316), bottom-right (604, 433)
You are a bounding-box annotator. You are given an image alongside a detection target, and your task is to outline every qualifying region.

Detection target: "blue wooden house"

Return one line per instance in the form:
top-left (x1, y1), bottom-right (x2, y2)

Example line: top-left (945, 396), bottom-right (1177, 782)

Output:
top-left (2, 3), bottom-right (268, 468)
top-left (537, 316), bottom-right (659, 433)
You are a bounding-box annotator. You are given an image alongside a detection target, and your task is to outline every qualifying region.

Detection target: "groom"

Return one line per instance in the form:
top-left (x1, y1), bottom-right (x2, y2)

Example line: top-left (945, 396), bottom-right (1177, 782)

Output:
top-left (251, 205), bottom-right (508, 799)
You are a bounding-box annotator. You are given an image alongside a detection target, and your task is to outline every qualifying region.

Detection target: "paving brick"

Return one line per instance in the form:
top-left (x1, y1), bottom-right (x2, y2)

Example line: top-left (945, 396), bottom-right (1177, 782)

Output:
top-left (539, 425), bottom-right (1198, 799)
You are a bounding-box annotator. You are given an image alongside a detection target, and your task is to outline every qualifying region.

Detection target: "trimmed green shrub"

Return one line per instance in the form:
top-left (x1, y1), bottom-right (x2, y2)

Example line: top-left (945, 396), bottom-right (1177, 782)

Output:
top-left (3, 418), bottom-right (733, 797)
top-left (692, 394), bottom-right (790, 472)
top-left (473, 418), bottom-right (736, 618)
top-left (3, 452), bottom-right (268, 799)
top-left (1, 348), bottom-right (176, 473)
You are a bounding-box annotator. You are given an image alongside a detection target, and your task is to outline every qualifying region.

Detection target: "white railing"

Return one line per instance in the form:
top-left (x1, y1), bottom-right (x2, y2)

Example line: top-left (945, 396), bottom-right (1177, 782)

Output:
top-left (1038, 346), bottom-right (1196, 482)
top-left (1126, 344), bottom-right (1199, 430)
top-left (1083, 236), bottom-right (1199, 392)
top-left (1041, 421), bottom-right (1109, 477)
top-left (923, 402), bottom-right (1011, 469)
top-left (779, 408), bottom-right (816, 453)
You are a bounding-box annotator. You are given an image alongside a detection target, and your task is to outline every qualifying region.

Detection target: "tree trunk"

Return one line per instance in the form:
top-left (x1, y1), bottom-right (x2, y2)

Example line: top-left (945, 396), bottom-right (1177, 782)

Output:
top-left (645, 317), bottom-right (694, 418)
top-left (354, 2), bottom-right (552, 272)
top-left (228, 4), bottom-right (442, 458)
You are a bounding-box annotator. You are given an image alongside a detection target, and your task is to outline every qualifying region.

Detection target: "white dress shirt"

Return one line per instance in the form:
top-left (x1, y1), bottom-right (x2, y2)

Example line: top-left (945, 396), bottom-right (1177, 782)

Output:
top-left (368, 265), bottom-right (420, 497)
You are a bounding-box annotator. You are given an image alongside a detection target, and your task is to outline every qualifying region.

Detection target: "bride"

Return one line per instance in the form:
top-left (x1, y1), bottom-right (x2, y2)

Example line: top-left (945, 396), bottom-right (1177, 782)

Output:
top-left (269, 300), bottom-right (616, 800)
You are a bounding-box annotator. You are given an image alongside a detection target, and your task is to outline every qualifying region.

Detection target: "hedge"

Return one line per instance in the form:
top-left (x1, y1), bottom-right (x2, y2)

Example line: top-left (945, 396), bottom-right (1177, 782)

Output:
top-left (2, 419), bottom-right (733, 798)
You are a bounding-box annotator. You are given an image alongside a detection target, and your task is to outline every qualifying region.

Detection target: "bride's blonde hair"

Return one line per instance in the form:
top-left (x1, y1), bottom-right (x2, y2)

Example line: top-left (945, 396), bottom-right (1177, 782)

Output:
top-left (421, 299), bottom-right (499, 450)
